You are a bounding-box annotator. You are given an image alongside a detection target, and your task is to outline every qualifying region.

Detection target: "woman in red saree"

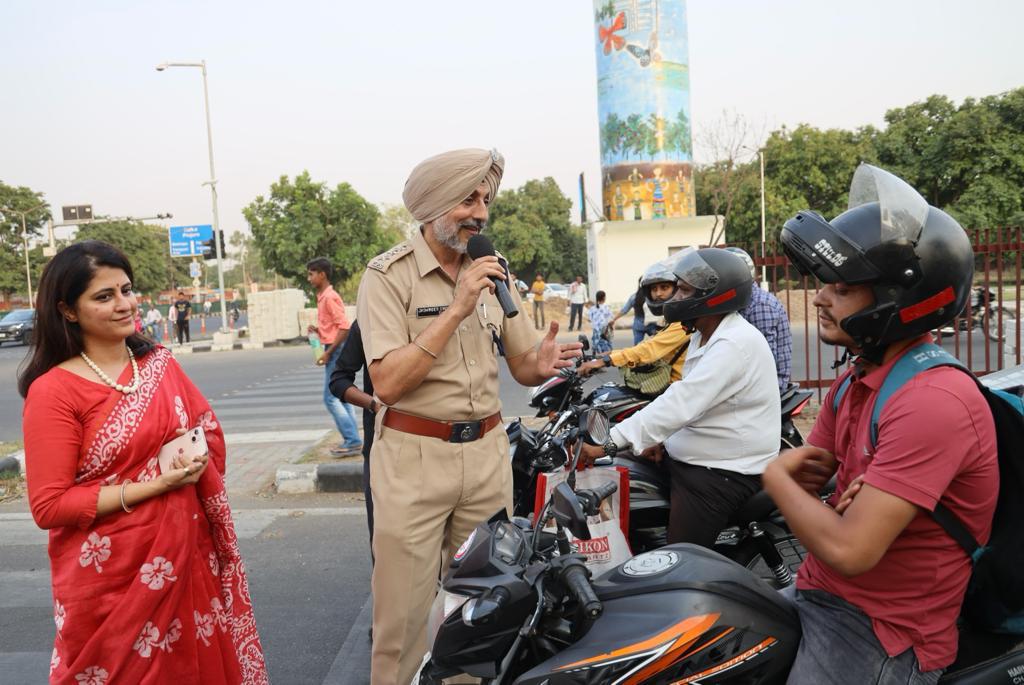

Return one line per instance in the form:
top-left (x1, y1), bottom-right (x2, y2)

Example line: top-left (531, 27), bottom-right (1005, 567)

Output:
top-left (20, 241), bottom-right (268, 684)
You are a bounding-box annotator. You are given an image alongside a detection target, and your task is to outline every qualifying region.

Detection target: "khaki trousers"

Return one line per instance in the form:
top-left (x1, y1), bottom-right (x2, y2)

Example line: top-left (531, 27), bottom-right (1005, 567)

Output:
top-left (368, 422), bottom-right (512, 685)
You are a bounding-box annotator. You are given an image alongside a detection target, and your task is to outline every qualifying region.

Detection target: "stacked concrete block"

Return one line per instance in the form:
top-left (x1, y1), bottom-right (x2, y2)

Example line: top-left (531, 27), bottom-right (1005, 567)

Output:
top-left (246, 289), bottom-right (307, 343)
top-left (297, 308), bottom-right (318, 335)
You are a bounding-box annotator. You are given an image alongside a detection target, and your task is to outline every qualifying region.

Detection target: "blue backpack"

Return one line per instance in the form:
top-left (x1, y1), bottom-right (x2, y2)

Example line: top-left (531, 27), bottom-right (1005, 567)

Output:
top-left (832, 342), bottom-right (1024, 634)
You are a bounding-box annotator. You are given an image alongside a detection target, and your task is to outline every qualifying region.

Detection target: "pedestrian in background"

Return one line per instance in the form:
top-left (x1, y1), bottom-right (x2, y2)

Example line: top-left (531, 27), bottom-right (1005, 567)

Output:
top-left (307, 257), bottom-right (363, 457)
top-left (329, 320), bottom-right (377, 554)
top-left (587, 290), bottom-right (614, 354)
top-left (568, 274), bottom-right (588, 331)
top-left (530, 273), bottom-right (546, 329)
top-left (511, 271), bottom-right (528, 299)
top-left (611, 279), bottom-right (659, 344)
top-left (725, 247), bottom-right (793, 391)
top-left (18, 240), bottom-right (267, 683)
top-left (172, 290), bottom-right (191, 345)
top-left (356, 147), bottom-right (581, 684)
top-left (144, 303), bottom-right (163, 342)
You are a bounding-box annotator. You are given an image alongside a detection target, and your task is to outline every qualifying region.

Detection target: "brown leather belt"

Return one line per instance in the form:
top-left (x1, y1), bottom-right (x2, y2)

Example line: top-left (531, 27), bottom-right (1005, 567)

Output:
top-left (383, 409), bottom-right (503, 443)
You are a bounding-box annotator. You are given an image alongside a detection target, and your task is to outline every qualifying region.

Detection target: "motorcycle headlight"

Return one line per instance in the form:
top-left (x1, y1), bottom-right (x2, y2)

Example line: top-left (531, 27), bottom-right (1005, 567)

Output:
top-left (426, 589), bottom-right (471, 648)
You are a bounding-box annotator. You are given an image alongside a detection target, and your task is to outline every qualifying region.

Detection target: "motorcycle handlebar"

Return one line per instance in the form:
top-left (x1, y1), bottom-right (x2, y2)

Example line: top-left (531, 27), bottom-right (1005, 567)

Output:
top-left (576, 482), bottom-right (618, 516)
top-left (563, 562), bottom-right (603, 620)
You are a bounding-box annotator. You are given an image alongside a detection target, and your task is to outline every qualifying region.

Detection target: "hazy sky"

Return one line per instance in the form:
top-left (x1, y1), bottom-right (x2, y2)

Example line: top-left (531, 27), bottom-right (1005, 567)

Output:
top-left (2, 0), bottom-right (1022, 242)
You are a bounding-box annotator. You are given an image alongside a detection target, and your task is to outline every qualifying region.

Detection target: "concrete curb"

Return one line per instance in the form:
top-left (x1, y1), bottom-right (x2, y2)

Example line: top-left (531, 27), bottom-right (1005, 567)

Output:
top-left (274, 463), bottom-right (317, 493)
top-left (169, 339), bottom-right (285, 355)
top-left (316, 462), bottom-right (364, 493)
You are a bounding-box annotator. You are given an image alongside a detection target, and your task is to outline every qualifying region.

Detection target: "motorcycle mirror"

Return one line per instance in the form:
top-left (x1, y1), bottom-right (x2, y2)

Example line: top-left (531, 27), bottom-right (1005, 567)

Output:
top-left (552, 482), bottom-right (591, 540)
top-left (578, 334), bottom-right (590, 351)
top-left (578, 409), bottom-right (610, 446)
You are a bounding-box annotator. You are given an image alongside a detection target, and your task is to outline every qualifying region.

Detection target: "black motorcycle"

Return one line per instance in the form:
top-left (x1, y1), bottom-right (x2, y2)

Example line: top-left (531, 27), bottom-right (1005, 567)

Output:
top-left (417, 409), bottom-right (1022, 684)
top-left (508, 344), bottom-right (814, 580)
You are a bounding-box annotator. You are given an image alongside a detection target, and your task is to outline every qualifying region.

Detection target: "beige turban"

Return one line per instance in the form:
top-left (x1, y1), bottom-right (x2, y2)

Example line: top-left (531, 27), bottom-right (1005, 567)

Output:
top-left (402, 148), bottom-right (505, 223)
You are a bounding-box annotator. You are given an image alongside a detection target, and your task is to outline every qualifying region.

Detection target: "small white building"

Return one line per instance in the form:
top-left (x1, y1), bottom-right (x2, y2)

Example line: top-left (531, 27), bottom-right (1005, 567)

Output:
top-left (587, 215), bottom-right (724, 308)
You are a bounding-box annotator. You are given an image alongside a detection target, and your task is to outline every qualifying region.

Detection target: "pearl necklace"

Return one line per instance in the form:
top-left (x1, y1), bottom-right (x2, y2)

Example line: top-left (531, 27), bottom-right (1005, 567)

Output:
top-left (80, 345), bottom-right (140, 394)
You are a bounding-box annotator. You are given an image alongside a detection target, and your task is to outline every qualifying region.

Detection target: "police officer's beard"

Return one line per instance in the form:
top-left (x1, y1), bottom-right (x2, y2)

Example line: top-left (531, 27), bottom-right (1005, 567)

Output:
top-left (433, 215), bottom-right (486, 254)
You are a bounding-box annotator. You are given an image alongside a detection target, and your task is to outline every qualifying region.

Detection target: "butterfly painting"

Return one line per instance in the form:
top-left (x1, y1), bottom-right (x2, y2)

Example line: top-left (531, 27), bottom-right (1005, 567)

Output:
top-left (599, 11), bottom-right (627, 54)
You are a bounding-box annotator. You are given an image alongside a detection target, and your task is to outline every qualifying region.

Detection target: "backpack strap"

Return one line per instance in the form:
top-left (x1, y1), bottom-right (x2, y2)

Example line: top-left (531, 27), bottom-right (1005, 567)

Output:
top-left (867, 343), bottom-right (965, 449)
top-left (832, 374), bottom-right (854, 414)
top-left (669, 338), bottom-right (690, 366)
top-left (932, 502), bottom-right (982, 560)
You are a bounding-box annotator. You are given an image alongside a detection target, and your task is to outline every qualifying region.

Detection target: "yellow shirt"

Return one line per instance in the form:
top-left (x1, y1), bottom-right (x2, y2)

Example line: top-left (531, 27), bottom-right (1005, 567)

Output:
top-left (531, 279), bottom-right (546, 302)
top-left (356, 229), bottom-right (537, 420)
top-left (609, 322), bottom-right (690, 382)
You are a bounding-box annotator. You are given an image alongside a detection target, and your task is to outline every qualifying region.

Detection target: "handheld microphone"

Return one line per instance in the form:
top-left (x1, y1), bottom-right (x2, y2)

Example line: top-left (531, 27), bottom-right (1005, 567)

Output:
top-left (467, 234), bottom-right (519, 318)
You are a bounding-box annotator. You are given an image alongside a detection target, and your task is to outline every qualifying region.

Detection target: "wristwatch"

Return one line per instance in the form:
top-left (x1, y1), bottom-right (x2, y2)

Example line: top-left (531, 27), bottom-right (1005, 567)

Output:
top-left (602, 439), bottom-right (618, 458)
top-left (600, 354), bottom-right (612, 366)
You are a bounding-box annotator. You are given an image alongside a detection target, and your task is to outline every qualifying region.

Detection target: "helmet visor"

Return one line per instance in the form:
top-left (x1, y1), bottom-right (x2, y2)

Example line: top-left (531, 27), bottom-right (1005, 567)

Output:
top-left (672, 249), bottom-right (719, 292)
top-left (848, 163), bottom-right (928, 244)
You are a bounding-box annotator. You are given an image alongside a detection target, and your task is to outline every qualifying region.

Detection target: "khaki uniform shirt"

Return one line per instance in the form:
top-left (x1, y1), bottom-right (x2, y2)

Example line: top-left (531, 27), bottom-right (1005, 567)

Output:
top-left (356, 229), bottom-right (537, 421)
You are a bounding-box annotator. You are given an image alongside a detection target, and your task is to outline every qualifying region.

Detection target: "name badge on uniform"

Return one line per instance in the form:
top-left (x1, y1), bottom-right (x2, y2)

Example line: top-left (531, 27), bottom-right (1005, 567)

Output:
top-left (416, 305), bottom-right (448, 318)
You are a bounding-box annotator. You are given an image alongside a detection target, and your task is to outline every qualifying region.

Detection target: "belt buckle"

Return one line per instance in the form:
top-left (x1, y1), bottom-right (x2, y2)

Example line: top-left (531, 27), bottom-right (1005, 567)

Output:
top-left (449, 420), bottom-right (482, 443)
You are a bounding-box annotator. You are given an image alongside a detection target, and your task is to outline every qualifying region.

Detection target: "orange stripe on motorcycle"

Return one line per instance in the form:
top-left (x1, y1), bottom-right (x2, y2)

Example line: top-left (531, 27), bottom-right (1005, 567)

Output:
top-left (556, 612), bottom-right (720, 671)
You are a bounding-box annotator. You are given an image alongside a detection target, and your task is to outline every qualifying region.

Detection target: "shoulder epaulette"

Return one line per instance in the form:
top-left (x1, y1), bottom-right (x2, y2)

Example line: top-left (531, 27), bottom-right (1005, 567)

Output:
top-left (367, 241), bottom-right (413, 273)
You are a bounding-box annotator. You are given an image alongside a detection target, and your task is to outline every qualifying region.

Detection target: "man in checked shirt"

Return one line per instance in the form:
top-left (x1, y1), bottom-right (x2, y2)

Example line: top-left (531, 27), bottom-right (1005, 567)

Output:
top-left (725, 247), bottom-right (793, 391)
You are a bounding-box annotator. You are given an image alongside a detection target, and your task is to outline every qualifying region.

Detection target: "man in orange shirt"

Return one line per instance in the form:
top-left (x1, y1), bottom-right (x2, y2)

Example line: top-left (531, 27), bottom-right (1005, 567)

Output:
top-left (307, 257), bottom-right (362, 456)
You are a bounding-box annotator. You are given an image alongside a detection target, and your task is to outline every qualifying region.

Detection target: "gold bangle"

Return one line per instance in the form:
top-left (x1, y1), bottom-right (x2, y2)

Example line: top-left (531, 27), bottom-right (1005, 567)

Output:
top-left (120, 479), bottom-right (135, 513)
top-left (413, 340), bottom-right (438, 359)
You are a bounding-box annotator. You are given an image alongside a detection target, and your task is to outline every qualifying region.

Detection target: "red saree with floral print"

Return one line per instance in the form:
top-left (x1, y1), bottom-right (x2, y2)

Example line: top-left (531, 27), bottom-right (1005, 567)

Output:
top-left (24, 346), bottom-right (267, 684)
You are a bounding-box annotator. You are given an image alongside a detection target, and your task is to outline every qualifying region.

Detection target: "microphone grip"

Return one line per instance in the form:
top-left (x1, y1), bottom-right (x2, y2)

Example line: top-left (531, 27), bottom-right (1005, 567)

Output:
top-left (492, 280), bottom-right (519, 318)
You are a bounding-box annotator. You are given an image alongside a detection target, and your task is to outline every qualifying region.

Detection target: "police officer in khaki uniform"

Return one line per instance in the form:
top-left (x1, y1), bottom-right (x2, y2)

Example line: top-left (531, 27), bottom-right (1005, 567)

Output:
top-left (357, 148), bottom-right (582, 684)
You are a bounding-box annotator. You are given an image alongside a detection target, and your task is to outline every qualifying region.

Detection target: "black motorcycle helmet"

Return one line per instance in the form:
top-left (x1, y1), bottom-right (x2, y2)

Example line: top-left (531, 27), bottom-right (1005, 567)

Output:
top-left (780, 164), bottom-right (973, 360)
top-left (661, 248), bottom-right (753, 328)
top-left (640, 255), bottom-right (682, 316)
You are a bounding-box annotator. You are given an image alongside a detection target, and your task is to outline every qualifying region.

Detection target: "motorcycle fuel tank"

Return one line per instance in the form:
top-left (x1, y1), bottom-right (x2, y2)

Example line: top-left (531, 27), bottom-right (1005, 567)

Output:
top-left (514, 545), bottom-right (800, 684)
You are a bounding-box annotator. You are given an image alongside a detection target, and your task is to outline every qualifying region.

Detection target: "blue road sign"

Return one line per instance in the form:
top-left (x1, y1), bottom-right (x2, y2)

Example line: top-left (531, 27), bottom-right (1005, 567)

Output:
top-left (169, 224), bottom-right (214, 257)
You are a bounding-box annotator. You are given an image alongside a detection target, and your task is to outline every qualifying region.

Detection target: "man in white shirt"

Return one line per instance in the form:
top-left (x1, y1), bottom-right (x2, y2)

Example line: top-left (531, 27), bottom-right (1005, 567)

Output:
top-left (568, 275), bottom-right (588, 331)
top-left (144, 304), bottom-right (164, 342)
top-left (581, 248), bottom-right (780, 547)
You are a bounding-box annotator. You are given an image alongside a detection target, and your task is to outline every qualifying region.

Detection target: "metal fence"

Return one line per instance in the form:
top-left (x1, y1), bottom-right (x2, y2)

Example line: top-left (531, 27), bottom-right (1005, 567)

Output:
top-left (742, 227), bottom-right (1023, 403)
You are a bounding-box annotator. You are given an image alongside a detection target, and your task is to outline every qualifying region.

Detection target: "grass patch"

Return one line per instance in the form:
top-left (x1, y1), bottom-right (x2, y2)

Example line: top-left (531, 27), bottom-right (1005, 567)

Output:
top-left (0, 441), bottom-right (22, 458)
top-left (296, 432), bottom-right (362, 465)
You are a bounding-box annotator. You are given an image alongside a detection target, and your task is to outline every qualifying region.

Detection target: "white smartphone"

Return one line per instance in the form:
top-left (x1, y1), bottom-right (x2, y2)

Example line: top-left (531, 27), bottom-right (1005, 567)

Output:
top-left (157, 426), bottom-right (208, 475)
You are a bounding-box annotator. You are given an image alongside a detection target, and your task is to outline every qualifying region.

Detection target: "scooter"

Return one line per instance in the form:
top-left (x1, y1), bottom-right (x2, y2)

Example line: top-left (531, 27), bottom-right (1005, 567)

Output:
top-left (415, 409), bottom-right (1024, 684)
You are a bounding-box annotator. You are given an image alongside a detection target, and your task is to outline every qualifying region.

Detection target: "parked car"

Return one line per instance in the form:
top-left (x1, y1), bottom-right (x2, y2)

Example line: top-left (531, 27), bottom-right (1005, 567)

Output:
top-left (543, 283), bottom-right (569, 299)
top-left (0, 308), bottom-right (35, 346)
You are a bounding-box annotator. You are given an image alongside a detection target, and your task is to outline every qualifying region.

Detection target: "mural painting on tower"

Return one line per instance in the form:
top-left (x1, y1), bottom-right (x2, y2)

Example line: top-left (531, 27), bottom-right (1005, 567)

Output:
top-left (593, 0), bottom-right (695, 221)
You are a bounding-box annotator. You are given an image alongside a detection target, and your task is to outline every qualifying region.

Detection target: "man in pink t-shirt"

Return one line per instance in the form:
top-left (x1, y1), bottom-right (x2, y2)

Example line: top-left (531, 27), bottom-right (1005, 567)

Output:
top-left (766, 165), bottom-right (998, 683)
top-left (307, 257), bottom-right (362, 456)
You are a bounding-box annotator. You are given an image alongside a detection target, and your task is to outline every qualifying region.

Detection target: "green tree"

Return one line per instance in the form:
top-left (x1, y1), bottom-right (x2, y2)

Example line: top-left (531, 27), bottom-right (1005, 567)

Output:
top-left (876, 90), bottom-right (1024, 226)
top-left (224, 231), bottom-right (274, 291)
top-left (242, 171), bottom-right (390, 295)
top-left (488, 177), bottom-right (585, 282)
top-left (0, 182), bottom-right (50, 300)
top-left (74, 220), bottom-right (191, 294)
top-left (377, 203), bottom-right (416, 240)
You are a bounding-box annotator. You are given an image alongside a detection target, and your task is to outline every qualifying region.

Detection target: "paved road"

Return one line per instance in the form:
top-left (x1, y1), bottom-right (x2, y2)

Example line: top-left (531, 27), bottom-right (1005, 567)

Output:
top-left (0, 493), bottom-right (374, 685)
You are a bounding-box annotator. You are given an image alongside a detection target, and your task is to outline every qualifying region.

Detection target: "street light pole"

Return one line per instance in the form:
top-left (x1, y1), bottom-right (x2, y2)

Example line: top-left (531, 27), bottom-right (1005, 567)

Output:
top-left (1, 202), bottom-right (48, 306)
top-left (157, 59), bottom-right (229, 331)
top-left (758, 149), bottom-right (767, 286)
